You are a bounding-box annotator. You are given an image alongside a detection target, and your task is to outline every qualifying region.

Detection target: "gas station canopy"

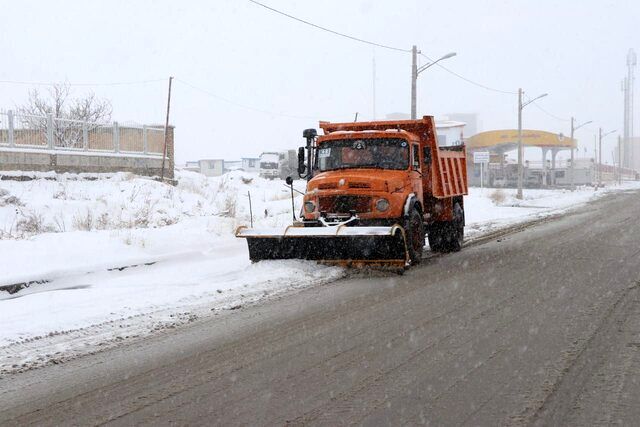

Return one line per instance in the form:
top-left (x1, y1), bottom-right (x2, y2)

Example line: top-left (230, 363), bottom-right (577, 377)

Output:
top-left (467, 129), bottom-right (576, 152)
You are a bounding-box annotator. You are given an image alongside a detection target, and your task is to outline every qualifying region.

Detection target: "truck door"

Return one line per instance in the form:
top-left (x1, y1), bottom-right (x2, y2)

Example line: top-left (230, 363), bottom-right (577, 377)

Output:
top-left (411, 144), bottom-right (423, 199)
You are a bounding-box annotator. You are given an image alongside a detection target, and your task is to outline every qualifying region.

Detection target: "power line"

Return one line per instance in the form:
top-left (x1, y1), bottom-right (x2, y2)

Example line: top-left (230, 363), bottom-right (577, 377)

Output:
top-left (248, 0), bottom-right (410, 53)
top-left (530, 100), bottom-right (570, 122)
top-left (175, 78), bottom-right (319, 120)
top-left (419, 52), bottom-right (517, 95)
top-left (0, 78), bottom-right (166, 87)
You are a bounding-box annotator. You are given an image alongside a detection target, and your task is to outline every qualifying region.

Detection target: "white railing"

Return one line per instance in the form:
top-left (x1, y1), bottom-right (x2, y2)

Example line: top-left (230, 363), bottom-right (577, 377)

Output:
top-left (0, 110), bottom-right (164, 156)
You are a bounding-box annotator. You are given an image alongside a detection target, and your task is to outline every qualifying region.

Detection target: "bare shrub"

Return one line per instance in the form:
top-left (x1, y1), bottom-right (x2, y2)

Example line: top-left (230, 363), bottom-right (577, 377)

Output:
top-left (221, 194), bottom-right (237, 218)
top-left (95, 212), bottom-right (111, 230)
top-left (241, 176), bottom-right (253, 185)
top-left (16, 211), bottom-right (52, 234)
top-left (73, 210), bottom-right (94, 231)
top-left (0, 189), bottom-right (23, 207)
top-left (489, 189), bottom-right (506, 205)
top-left (53, 186), bottom-right (68, 200)
top-left (52, 215), bottom-right (67, 233)
top-left (131, 197), bottom-right (159, 228)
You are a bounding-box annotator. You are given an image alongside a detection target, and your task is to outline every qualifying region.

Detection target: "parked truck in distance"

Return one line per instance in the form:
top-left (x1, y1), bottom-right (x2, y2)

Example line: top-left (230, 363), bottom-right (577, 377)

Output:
top-left (278, 149), bottom-right (298, 180)
top-left (259, 152), bottom-right (280, 179)
top-left (237, 117), bottom-right (468, 269)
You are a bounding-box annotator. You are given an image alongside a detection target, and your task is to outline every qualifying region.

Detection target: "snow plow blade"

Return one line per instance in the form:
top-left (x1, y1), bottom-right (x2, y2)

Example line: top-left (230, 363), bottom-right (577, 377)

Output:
top-left (235, 225), bottom-right (409, 268)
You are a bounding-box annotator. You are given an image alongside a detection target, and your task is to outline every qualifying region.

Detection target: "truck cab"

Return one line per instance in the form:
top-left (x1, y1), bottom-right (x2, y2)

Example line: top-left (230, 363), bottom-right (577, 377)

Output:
top-left (301, 130), bottom-right (423, 225)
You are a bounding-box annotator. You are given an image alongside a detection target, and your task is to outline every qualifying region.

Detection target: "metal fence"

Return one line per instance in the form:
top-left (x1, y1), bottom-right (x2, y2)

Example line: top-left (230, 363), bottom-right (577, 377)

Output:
top-left (0, 110), bottom-right (164, 155)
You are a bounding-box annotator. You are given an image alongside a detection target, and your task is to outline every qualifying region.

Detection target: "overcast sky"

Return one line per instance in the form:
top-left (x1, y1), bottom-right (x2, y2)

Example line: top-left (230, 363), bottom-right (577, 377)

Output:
top-left (1, 1), bottom-right (638, 163)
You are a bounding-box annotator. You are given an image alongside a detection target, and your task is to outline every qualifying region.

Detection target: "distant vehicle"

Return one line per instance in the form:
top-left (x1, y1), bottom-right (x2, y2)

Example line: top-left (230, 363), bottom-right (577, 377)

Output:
top-left (259, 152), bottom-right (280, 179)
top-left (278, 149), bottom-right (297, 180)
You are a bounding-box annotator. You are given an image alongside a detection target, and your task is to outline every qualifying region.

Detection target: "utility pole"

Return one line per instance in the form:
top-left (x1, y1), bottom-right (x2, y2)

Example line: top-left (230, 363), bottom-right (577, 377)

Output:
top-left (598, 128), bottom-right (602, 187)
top-left (629, 49), bottom-right (637, 169)
top-left (569, 117), bottom-right (592, 190)
top-left (517, 88), bottom-right (523, 199)
top-left (598, 128), bottom-right (617, 187)
top-left (570, 116), bottom-right (575, 189)
top-left (411, 45), bottom-right (417, 120)
top-left (623, 49), bottom-right (637, 170)
top-left (620, 77), bottom-right (629, 167)
top-left (619, 135), bottom-right (623, 184)
top-left (160, 76), bottom-right (173, 182)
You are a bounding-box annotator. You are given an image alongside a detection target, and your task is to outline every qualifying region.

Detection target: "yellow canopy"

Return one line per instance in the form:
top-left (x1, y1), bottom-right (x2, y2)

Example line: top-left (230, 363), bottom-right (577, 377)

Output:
top-left (467, 129), bottom-right (576, 150)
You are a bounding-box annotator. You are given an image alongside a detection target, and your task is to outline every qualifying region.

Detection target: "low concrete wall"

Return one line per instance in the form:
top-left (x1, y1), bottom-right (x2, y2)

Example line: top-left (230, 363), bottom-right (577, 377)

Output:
top-left (0, 126), bottom-right (174, 178)
top-left (0, 150), bottom-right (165, 177)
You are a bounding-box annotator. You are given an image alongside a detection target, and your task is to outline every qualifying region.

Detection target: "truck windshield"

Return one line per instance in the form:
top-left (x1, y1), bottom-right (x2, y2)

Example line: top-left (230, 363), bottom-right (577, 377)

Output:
top-left (316, 138), bottom-right (409, 171)
top-left (260, 162), bottom-right (278, 169)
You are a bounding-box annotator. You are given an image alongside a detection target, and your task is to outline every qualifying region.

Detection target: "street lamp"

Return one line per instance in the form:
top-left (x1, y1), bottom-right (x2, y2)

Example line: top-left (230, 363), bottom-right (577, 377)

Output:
top-left (516, 90), bottom-right (548, 199)
top-left (598, 128), bottom-right (616, 187)
top-left (569, 118), bottom-right (593, 190)
top-left (411, 48), bottom-right (457, 119)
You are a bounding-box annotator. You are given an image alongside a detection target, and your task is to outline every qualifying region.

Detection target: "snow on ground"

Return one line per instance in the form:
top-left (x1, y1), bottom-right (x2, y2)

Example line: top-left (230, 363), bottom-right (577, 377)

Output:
top-left (1, 170), bottom-right (639, 374)
top-left (465, 183), bottom-right (640, 236)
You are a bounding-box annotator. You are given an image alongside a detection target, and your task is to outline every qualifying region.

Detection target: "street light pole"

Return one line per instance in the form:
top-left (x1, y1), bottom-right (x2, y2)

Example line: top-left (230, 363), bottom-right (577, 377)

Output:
top-left (410, 49), bottom-right (456, 120)
top-left (517, 88), bottom-right (523, 199)
top-left (570, 117), bottom-right (575, 189)
top-left (411, 45), bottom-right (417, 120)
top-left (598, 128), bottom-right (617, 187)
top-left (598, 127), bottom-right (602, 187)
top-left (516, 90), bottom-right (548, 200)
top-left (618, 135), bottom-right (623, 184)
top-left (569, 117), bottom-right (593, 190)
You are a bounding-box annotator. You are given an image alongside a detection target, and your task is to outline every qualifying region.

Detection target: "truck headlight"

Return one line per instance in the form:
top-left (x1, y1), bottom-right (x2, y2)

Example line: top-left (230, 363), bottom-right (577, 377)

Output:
top-left (304, 201), bottom-right (316, 213)
top-left (375, 198), bottom-right (390, 212)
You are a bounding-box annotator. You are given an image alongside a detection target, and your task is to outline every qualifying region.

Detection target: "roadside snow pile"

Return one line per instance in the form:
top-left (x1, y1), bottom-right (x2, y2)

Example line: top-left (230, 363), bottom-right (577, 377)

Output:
top-left (0, 170), bottom-right (306, 284)
top-left (0, 170), bottom-right (304, 239)
top-left (464, 183), bottom-right (640, 236)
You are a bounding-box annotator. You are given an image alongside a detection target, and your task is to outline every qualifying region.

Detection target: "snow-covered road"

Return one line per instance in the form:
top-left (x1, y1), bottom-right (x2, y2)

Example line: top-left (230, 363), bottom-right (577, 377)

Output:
top-left (1, 170), bottom-right (639, 374)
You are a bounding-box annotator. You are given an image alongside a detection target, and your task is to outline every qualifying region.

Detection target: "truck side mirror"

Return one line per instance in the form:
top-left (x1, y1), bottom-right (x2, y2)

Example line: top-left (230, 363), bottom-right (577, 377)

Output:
top-left (297, 147), bottom-right (306, 176)
top-left (423, 147), bottom-right (432, 165)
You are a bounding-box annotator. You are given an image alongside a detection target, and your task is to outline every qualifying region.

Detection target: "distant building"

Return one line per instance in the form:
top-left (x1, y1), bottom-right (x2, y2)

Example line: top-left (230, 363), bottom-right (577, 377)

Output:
top-left (435, 120), bottom-right (466, 147)
top-left (446, 113), bottom-right (478, 137)
top-left (198, 159), bottom-right (225, 177)
top-left (241, 157), bottom-right (260, 173)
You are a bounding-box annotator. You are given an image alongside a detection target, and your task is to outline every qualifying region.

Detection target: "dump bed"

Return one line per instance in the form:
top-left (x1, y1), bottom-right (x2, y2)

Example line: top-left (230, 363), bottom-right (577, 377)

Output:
top-left (319, 116), bottom-right (467, 199)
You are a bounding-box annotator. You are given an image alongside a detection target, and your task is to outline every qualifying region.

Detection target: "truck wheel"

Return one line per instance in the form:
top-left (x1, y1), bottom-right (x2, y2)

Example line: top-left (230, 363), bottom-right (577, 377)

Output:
top-left (427, 223), bottom-right (444, 253)
top-left (404, 208), bottom-right (425, 264)
top-left (445, 203), bottom-right (464, 252)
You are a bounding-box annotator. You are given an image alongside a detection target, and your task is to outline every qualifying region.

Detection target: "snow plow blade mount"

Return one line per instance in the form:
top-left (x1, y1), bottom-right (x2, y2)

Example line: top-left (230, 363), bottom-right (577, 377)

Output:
top-left (235, 225), bottom-right (409, 268)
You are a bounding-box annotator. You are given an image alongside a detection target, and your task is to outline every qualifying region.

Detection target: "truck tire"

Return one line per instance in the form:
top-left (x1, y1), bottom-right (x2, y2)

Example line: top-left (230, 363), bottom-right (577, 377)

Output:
top-left (444, 203), bottom-right (464, 252)
top-left (427, 223), bottom-right (444, 253)
top-left (404, 208), bottom-right (425, 264)
top-left (428, 203), bottom-right (464, 253)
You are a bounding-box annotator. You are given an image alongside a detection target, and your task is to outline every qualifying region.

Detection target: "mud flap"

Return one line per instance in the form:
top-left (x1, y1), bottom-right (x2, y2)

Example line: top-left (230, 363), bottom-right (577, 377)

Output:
top-left (236, 225), bottom-right (409, 267)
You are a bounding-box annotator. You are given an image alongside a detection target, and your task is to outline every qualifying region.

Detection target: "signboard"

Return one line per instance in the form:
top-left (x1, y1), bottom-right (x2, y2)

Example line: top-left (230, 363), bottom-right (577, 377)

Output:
top-left (473, 151), bottom-right (490, 164)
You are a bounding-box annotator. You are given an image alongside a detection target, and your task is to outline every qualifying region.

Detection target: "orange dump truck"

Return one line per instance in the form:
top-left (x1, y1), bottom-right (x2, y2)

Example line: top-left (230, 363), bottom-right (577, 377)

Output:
top-left (236, 116), bottom-right (468, 268)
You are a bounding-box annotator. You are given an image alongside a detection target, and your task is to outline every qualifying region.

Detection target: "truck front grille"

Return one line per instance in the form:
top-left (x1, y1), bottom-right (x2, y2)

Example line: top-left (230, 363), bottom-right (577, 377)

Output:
top-left (319, 195), bottom-right (372, 214)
